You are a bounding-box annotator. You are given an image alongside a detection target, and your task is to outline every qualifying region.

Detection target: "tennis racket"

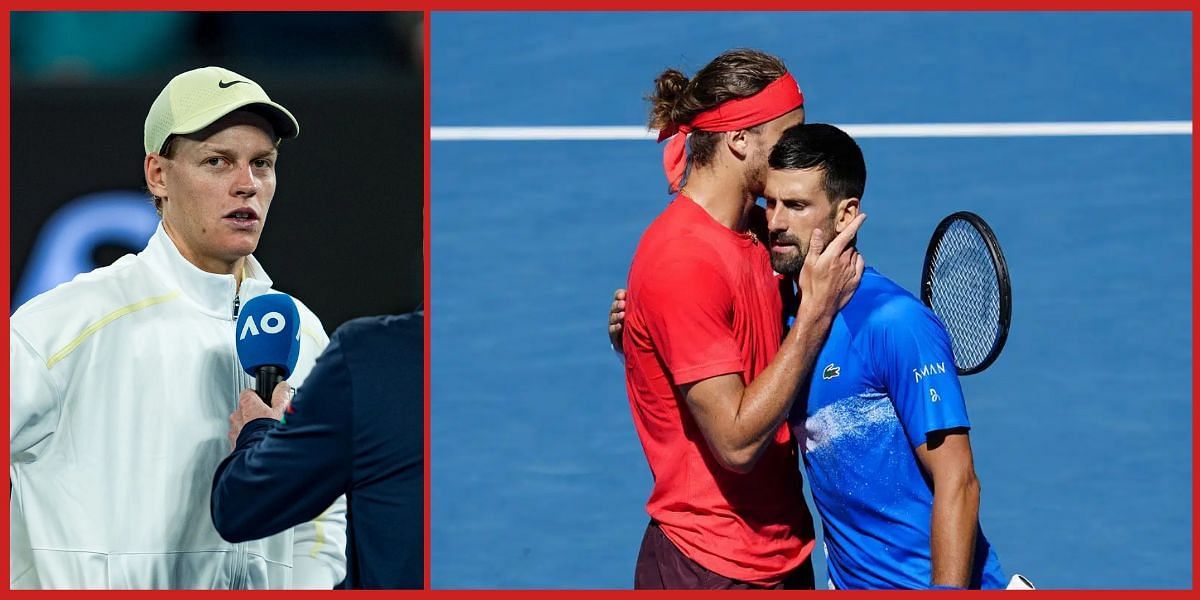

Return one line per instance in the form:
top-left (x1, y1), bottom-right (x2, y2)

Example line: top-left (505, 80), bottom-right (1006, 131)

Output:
top-left (920, 211), bottom-right (1011, 376)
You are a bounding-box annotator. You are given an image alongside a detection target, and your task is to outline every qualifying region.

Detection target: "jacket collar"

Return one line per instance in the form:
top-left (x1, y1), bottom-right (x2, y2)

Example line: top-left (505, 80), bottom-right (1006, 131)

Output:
top-left (141, 223), bottom-right (275, 319)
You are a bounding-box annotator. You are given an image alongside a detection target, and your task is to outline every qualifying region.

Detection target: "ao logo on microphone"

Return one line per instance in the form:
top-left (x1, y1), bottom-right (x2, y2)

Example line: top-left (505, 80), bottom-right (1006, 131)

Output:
top-left (239, 312), bottom-right (301, 341)
top-left (235, 293), bottom-right (301, 378)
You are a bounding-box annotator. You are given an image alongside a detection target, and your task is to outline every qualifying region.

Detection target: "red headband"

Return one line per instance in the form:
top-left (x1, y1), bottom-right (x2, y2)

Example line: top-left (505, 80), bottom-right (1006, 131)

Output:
top-left (657, 72), bottom-right (804, 193)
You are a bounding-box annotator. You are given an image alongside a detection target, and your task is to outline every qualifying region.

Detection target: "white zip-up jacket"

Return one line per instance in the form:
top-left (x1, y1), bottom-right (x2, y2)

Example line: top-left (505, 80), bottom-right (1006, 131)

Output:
top-left (10, 224), bottom-right (348, 589)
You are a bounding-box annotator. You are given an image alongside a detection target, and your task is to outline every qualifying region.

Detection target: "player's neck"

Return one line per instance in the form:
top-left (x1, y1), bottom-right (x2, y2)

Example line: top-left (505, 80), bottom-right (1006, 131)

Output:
top-left (161, 222), bottom-right (248, 287)
top-left (680, 165), bottom-right (756, 232)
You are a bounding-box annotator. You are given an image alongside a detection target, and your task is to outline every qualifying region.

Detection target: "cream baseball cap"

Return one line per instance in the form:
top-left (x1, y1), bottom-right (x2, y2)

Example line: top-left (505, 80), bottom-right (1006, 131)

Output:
top-left (143, 66), bottom-right (299, 155)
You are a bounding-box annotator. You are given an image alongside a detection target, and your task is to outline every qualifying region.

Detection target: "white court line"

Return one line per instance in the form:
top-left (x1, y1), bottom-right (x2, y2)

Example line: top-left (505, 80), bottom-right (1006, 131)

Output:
top-left (432, 121), bottom-right (1192, 141)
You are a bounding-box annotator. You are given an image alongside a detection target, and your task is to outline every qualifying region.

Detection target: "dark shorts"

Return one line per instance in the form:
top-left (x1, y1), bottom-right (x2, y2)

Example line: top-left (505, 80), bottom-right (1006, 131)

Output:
top-left (633, 520), bottom-right (815, 590)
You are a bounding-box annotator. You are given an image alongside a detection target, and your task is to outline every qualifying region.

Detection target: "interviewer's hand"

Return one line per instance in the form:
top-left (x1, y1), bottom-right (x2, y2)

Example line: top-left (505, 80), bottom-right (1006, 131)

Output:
top-left (227, 382), bottom-right (293, 450)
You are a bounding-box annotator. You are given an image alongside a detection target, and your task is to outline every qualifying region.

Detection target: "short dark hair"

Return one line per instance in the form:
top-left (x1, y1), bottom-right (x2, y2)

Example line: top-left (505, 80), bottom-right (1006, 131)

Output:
top-left (647, 49), bottom-right (789, 171)
top-left (768, 123), bottom-right (866, 203)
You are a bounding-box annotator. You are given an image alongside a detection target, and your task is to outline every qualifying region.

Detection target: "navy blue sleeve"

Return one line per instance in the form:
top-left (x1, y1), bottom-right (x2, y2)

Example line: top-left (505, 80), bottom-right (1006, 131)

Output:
top-left (872, 300), bottom-right (971, 449)
top-left (210, 332), bottom-right (354, 543)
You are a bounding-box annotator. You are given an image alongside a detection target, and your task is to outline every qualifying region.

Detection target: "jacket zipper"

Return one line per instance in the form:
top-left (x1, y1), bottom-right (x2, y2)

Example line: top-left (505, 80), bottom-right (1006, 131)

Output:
top-left (230, 292), bottom-right (248, 589)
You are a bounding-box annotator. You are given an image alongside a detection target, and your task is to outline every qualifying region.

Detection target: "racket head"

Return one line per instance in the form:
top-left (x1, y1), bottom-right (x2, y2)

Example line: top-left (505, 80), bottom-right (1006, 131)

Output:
top-left (920, 211), bottom-right (1012, 375)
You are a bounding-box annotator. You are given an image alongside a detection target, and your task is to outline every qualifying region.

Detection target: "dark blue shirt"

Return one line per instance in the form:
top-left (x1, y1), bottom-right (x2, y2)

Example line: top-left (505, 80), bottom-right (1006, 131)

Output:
top-left (789, 268), bottom-right (1005, 589)
top-left (211, 312), bottom-right (423, 589)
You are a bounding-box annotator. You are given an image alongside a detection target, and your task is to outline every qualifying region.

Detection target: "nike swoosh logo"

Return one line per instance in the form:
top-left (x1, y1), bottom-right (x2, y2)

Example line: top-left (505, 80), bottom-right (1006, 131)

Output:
top-left (218, 80), bottom-right (249, 88)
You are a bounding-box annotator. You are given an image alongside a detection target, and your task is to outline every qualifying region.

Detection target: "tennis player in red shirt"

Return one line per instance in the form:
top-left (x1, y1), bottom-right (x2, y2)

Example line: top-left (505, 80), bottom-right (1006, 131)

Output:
top-left (622, 49), bottom-right (865, 589)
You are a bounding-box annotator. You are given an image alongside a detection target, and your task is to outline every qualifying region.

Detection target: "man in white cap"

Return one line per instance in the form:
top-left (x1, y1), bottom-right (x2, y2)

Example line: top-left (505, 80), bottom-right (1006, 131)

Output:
top-left (10, 66), bottom-right (348, 589)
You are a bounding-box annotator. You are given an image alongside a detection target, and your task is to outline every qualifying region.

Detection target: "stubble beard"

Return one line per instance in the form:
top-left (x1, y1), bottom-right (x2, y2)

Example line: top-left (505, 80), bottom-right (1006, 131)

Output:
top-left (769, 216), bottom-right (837, 276)
top-left (768, 231), bottom-right (805, 276)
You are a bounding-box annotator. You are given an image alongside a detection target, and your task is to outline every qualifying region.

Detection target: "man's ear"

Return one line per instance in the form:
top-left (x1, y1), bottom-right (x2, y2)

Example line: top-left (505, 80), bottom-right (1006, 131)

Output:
top-left (724, 129), bottom-right (751, 160)
top-left (834, 197), bottom-right (861, 233)
top-left (145, 153), bottom-right (170, 201)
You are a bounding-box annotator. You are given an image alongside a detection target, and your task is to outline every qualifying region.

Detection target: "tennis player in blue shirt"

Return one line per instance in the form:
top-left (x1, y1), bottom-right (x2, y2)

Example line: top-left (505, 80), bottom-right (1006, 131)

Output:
top-left (762, 123), bottom-right (1005, 589)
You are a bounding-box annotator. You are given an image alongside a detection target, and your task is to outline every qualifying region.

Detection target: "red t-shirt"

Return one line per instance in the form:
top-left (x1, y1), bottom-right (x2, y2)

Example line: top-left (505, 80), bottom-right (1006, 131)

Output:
top-left (623, 196), bottom-right (815, 586)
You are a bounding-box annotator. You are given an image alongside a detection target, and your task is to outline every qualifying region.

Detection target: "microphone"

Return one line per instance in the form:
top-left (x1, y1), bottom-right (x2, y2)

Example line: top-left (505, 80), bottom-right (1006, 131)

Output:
top-left (235, 293), bottom-right (301, 406)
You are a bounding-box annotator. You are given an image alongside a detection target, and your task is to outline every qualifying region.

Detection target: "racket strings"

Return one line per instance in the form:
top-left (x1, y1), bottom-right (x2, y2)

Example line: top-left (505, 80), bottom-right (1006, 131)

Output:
top-left (928, 220), bottom-right (1001, 370)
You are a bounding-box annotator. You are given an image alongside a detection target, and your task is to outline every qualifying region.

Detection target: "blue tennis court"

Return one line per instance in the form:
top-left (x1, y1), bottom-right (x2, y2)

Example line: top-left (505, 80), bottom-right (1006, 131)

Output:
top-left (430, 12), bottom-right (1192, 589)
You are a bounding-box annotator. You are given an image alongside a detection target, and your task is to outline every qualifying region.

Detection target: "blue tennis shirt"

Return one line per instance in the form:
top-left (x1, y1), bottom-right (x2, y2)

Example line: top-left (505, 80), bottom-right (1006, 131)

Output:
top-left (789, 267), bottom-right (1006, 589)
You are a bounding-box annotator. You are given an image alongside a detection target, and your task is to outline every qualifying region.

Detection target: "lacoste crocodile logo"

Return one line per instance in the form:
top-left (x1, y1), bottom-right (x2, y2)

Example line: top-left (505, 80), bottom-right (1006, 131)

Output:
top-left (822, 363), bottom-right (840, 380)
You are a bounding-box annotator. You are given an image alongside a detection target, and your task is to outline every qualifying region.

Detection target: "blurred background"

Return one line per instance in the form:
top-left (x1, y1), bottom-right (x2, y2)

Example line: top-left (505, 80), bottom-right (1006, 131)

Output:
top-left (10, 11), bottom-right (425, 329)
top-left (430, 12), bottom-right (1192, 589)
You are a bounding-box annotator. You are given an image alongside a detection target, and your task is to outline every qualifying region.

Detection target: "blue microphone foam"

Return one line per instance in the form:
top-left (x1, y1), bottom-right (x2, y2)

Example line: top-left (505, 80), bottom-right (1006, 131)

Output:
top-left (235, 293), bottom-right (301, 378)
